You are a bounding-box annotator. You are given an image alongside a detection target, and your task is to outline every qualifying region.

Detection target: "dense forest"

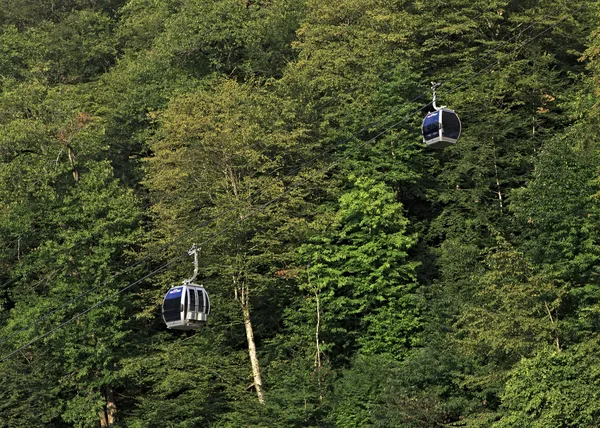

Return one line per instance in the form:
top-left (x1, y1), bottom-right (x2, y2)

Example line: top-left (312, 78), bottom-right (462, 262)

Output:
top-left (0, 0), bottom-right (599, 426)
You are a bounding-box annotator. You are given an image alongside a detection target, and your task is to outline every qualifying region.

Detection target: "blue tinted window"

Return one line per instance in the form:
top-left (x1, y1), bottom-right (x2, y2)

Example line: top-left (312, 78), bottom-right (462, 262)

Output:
top-left (163, 292), bottom-right (182, 322)
top-left (198, 289), bottom-right (205, 313)
top-left (422, 112), bottom-right (440, 141)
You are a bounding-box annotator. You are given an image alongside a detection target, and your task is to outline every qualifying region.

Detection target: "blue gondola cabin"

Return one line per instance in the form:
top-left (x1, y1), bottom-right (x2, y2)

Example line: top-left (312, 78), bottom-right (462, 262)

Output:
top-left (422, 108), bottom-right (461, 149)
top-left (162, 284), bottom-right (210, 330)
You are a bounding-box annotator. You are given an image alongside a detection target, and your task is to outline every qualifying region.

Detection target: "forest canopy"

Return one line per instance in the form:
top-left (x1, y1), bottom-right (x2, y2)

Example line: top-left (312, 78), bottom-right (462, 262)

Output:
top-left (0, 0), bottom-right (599, 426)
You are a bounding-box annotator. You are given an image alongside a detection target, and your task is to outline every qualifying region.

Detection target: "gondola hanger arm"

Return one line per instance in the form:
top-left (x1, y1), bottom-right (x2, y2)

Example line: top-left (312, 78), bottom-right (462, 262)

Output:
top-left (431, 82), bottom-right (445, 111)
top-left (183, 244), bottom-right (200, 285)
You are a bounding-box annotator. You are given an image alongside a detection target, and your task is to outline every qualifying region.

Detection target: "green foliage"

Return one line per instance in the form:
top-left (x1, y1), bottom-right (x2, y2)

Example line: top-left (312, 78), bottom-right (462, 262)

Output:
top-left (0, 357), bottom-right (63, 427)
top-left (44, 9), bottom-right (118, 84)
top-left (376, 341), bottom-right (478, 427)
top-left (94, 50), bottom-right (194, 186)
top-left (119, 332), bottom-right (241, 427)
top-left (300, 177), bottom-right (422, 362)
top-left (0, 0), bottom-right (598, 425)
top-left (0, 59), bottom-right (142, 425)
top-left (116, 0), bottom-right (179, 53)
top-left (0, 0), bottom-right (125, 29)
top-left (497, 339), bottom-right (600, 427)
top-left (511, 137), bottom-right (600, 283)
top-left (0, 158), bottom-right (142, 425)
top-left (0, 26), bottom-right (42, 82)
top-left (329, 354), bottom-right (396, 428)
top-left (152, 0), bottom-right (305, 78)
top-left (457, 247), bottom-right (561, 367)
top-left (262, 354), bottom-right (332, 427)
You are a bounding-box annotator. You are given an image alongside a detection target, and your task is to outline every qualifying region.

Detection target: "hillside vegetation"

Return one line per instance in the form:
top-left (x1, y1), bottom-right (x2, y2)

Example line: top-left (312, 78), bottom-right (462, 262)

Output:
top-left (1, 1), bottom-right (599, 426)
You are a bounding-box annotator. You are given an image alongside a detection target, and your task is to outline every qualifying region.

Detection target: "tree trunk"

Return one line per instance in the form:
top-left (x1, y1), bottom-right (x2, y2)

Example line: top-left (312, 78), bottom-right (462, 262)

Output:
top-left (492, 138), bottom-right (503, 211)
top-left (544, 301), bottom-right (561, 352)
top-left (99, 386), bottom-right (116, 427)
top-left (242, 303), bottom-right (266, 404)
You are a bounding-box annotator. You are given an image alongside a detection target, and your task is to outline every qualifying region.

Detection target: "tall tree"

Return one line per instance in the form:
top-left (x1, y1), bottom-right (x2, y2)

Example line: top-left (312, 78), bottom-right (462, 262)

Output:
top-left (298, 177), bottom-right (421, 364)
top-left (143, 77), bottom-right (313, 408)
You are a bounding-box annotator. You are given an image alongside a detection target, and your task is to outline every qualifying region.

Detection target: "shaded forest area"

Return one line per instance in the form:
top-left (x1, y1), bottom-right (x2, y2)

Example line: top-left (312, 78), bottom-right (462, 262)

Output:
top-left (1, 0), bottom-right (599, 426)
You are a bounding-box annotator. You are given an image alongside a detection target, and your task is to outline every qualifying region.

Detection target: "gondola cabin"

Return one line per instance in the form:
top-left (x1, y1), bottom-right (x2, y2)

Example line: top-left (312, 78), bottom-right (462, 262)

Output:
top-left (422, 108), bottom-right (461, 149)
top-left (162, 284), bottom-right (210, 330)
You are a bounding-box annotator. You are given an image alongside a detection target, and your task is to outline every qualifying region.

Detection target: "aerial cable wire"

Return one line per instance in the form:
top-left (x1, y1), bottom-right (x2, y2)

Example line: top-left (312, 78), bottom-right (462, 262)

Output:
top-left (0, 1), bottom-right (573, 294)
top-left (0, 98), bottom-right (435, 364)
top-left (0, 189), bottom-right (178, 280)
top-left (0, 193), bottom-right (169, 295)
top-left (0, 2), bottom-right (583, 349)
top-left (0, 195), bottom-right (186, 347)
top-left (285, 2), bottom-right (569, 128)
top-left (0, 253), bottom-right (189, 364)
top-left (0, 3), bottom-right (585, 360)
top-left (0, 0), bottom-right (573, 294)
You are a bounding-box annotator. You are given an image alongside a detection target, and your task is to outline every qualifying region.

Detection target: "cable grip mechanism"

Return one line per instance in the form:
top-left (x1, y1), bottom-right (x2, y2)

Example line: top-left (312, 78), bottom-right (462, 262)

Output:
top-left (183, 244), bottom-right (200, 285)
top-left (431, 82), bottom-right (444, 111)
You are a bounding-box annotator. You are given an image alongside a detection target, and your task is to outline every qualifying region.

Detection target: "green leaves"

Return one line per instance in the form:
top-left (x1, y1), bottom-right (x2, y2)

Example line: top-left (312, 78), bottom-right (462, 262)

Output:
top-left (511, 137), bottom-right (600, 282)
top-left (498, 340), bottom-right (600, 427)
top-left (301, 178), bottom-right (421, 361)
top-left (0, 0), bottom-right (598, 425)
top-left (45, 10), bottom-right (117, 84)
top-left (456, 247), bottom-right (562, 371)
top-left (151, 0), bottom-right (305, 78)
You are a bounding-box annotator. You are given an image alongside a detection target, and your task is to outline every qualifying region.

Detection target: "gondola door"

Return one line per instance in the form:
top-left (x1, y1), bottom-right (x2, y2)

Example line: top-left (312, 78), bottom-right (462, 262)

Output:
top-left (187, 286), bottom-right (196, 321)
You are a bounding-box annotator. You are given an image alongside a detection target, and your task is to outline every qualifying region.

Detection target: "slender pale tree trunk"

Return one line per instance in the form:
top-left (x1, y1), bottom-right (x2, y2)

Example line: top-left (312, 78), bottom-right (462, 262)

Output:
top-left (544, 301), bottom-right (561, 352)
top-left (99, 386), bottom-right (116, 426)
top-left (309, 266), bottom-right (325, 402)
top-left (228, 166), bottom-right (265, 403)
top-left (492, 138), bottom-right (504, 211)
top-left (234, 274), bottom-right (266, 404)
top-left (242, 303), bottom-right (266, 404)
top-left (307, 266), bottom-right (322, 371)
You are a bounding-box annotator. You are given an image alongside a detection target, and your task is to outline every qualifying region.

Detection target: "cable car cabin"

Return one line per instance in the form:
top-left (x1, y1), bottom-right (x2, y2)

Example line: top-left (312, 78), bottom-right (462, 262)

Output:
top-left (162, 284), bottom-right (210, 330)
top-left (422, 108), bottom-right (461, 149)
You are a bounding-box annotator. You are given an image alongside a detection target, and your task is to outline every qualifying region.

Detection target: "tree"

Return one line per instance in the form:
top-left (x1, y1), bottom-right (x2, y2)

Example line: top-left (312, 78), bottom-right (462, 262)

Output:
top-left (143, 77), bottom-right (313, 407)
top-left (298, 177), bottom-right (422, 364)
top-left (497, 340), bottom-right (600, 427)
top-left (151, 0), bottom-right (305, 79)
top-left (0, 77), bottom-right (143, 425)
top-left (329, 354), bottom-right (397, 428)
